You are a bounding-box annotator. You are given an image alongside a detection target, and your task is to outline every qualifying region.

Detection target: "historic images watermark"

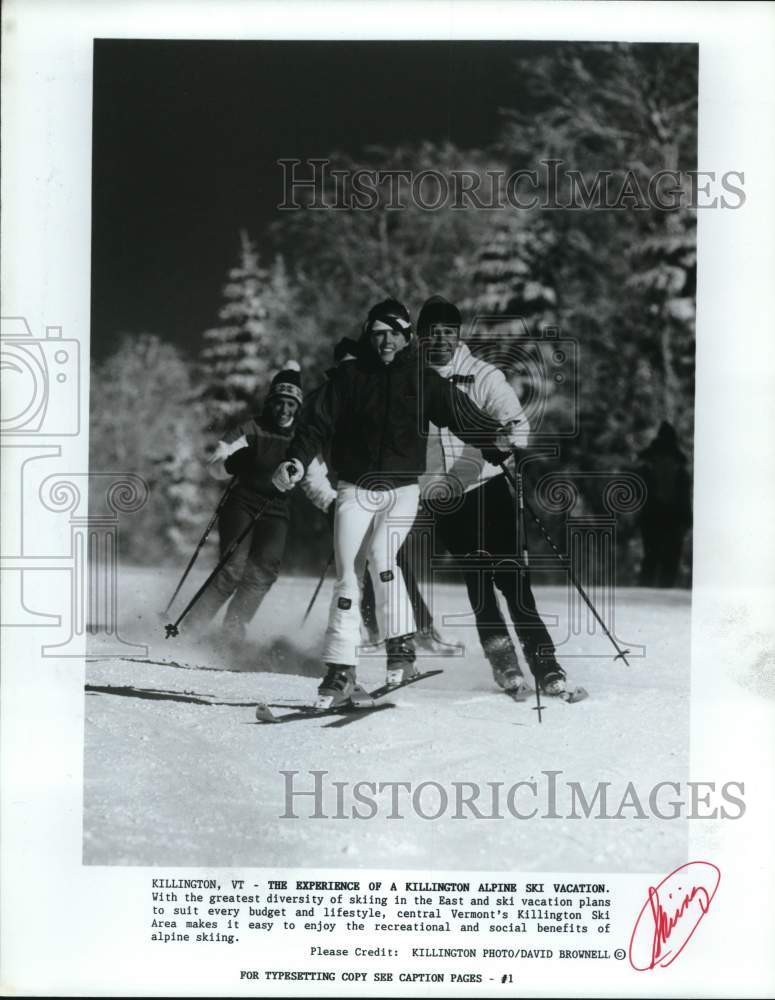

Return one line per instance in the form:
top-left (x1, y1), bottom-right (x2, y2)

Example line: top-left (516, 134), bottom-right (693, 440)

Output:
top-left (278, 159), bottom-right (745, 212)
top-left (280, 770), bottom-right (746, 821)
top-left (0, 315), bottom-right (148, 655)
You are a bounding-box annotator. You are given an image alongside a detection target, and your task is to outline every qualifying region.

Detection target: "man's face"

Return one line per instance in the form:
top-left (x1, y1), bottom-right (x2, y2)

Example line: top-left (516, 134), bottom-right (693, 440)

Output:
top-left (269, 395), bottom-right (299, 429)
top-left (427, 324), bottom-right (460, 367)
top-left (369, 321), bottom-right (406, 365)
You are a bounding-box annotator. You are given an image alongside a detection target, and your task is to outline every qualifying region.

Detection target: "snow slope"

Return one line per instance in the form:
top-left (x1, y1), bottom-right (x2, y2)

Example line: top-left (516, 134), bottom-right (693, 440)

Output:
top-left (84, 568), bottom-right (690, 872)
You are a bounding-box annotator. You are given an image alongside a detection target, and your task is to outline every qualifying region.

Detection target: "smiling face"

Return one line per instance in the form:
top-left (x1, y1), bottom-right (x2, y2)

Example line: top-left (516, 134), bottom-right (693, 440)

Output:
top-left (369, 320), bottom-right (407, 365)
top-left (268, 395), bottom-right (300, 429)
top-left (427, 323), bottom-right (461, 367)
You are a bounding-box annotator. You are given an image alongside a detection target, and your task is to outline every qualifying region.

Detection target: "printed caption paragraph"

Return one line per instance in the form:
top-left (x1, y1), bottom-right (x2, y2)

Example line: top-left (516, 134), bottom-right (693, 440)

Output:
top-left (149, 875), bottom-right (628, 985)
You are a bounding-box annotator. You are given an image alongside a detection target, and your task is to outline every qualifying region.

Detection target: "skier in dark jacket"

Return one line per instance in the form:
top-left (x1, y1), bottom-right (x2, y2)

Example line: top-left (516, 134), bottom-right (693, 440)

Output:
top-left (637, 421), bottom-right (692, 587)
top-left (189, 363), bottom-right (334, 645)
top-left (327, 335), bottom-right (448, 651)
top-left (272, 298), bottom-right (517, 708)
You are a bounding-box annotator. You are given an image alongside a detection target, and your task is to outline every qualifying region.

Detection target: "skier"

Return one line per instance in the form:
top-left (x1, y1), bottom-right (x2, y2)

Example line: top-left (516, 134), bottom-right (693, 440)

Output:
top-left (329, 337), bottom-right (459, 653)
top-left (636, 420), bottom-right (692, 587)
top-left (272, 298), bottom-right (516, 709)
top-left (416, 295), bottom-right (571, 697)
top-left (189, 362), bottom-right (335, 645)
top-left (322, 335), bottom-right (455, 653)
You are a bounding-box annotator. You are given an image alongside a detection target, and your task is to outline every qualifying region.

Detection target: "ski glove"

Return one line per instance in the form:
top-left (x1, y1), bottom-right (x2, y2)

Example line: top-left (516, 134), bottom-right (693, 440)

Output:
top-left (223, 446), bottom-right (254, 478)
top-left (272, 458), bottom-right (304, 492)
top-left (495, 420), bottom-right (528, 452)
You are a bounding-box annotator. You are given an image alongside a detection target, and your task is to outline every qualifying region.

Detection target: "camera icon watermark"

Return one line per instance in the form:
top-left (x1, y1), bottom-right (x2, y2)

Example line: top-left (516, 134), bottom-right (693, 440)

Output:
top-left (0, 316), bottom-right (80, 436)
top-left (1, 314), bottom-right (146, 656)
top-left (465, 316), bottom-right (579, 440)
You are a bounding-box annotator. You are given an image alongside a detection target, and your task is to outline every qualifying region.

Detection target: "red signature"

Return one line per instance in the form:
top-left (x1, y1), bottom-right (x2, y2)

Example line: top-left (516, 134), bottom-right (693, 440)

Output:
top-left (629, 861), bottom-right (720, 971)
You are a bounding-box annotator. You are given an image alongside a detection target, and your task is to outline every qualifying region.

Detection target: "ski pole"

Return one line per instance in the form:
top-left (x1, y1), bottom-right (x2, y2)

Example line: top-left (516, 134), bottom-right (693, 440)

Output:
top-left (302, 550), bottom-right (335, 624)
top-left (164, 494), bottom-right (273, 638)
top-left (513, 463), bottom-right (544, 723)
top-left (162, 478), bottom-right (237, 616)
top-left (500, 460), bottom-right (631, 667)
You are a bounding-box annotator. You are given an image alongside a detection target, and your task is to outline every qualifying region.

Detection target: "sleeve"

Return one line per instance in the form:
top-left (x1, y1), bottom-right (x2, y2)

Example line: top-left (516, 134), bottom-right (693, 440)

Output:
top-left (206, 432), bottom-right (249, 481)
top-left (287, 375), bottom-right (343, 471)
top-left (482, 368), bottom-right (530, 447)
top-left (300, 455), bottom-right (337, 512)
top-left (424, 370), bottom-right (502, 449)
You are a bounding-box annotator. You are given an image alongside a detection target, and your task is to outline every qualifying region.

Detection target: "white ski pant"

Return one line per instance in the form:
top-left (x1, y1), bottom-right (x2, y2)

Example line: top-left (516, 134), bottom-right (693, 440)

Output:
top-left (323, 480), bottom-right (419, 666)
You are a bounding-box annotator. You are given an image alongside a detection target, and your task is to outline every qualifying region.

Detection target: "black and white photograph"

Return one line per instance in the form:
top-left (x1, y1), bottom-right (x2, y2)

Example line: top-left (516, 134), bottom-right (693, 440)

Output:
top-left (84, 38), bottom-right (699, 870)
top-left (2, 2), bottom-right (774, 997)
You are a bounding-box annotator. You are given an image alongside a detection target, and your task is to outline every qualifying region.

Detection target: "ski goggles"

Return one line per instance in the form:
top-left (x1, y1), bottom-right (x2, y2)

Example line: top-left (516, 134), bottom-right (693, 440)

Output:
top-left (366, 314), bottom-right (413, 337)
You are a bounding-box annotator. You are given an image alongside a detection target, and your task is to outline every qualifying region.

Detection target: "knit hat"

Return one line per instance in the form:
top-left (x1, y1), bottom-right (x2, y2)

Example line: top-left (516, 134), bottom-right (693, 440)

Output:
top-left (267, 361), bottom-right (303, 405)
top-left (364, 298), bottom-right (413, 341)
top-left (333, 337), bottom-right (360, 363)
top-left (417, 295), bottom-right (462, 339)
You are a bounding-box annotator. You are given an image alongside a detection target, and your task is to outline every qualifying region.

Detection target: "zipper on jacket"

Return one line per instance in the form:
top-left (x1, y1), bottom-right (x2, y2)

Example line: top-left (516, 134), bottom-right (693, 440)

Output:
top-left (377, 365), bottom-right (392, 471)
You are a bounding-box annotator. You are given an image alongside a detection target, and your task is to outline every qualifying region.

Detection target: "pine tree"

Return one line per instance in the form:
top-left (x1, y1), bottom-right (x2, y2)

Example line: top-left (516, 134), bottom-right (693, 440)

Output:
top-left (89, 333), bottom-right (207, 562)
top-left (159, 422), bottom-right (204, 558)
top-left (625, 210), bottom-right (696, 438)
top-left (199, 230), bottom-right (292, 433)
top-left (465, 214), bottom-right (558, 326)
top-left (462, 214), bottom-right (566, 442)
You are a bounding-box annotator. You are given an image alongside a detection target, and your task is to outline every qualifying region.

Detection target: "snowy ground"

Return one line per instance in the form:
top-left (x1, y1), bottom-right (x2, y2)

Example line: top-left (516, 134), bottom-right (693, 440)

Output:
top-left (84, 566), bottom-right (691, 872)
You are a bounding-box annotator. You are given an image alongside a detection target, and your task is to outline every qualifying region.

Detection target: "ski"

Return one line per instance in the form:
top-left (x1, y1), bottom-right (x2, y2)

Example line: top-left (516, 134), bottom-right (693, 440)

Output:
top-left (558, 686), bottom-right (589, 704)
top-left (502, 684), bottom-right (589, 705)
top-left (255, 669), bottom-right (444, 724)
top-left (87, 655), bottom-right (235, 674)
top-left (85, 682), bottom-right (257, 708)
top-left (503, 684), bottom-right (533, 703)
top-left (320, 703), bottom-right (397, 728)
top-left (355, 668), bottom-right (444, 705)
top-left (254, 699), bottom-right (381, 725)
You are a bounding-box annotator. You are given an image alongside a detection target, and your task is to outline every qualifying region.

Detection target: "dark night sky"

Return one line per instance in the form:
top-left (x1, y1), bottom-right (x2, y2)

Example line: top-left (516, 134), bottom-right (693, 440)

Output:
top-left (91, 39), bottom-right (532, 359)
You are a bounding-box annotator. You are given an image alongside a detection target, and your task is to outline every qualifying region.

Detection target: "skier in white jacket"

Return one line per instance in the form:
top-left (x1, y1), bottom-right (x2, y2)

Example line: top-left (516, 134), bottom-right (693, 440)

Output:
top-left (416, 296), bottom-right (570, 697)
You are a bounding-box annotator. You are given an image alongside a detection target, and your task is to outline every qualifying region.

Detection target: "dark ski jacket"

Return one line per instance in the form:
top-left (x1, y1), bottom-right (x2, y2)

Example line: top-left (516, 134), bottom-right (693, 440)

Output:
top-left (211, 413), bottom-right (335, 518)
top-left (288, 334), bottom-right (504, 490)
top-left (219, 415), bottom-right (295, 517)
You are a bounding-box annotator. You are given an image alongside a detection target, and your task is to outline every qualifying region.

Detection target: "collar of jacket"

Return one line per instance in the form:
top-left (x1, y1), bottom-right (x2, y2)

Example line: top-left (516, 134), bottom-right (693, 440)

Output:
top-left (257, 411), bottom-right (295, 438)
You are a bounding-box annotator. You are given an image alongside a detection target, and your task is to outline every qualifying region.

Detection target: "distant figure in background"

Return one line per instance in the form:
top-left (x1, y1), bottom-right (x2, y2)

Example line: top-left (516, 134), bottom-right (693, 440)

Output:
top-left (637, 421), bottom-right (692, 588)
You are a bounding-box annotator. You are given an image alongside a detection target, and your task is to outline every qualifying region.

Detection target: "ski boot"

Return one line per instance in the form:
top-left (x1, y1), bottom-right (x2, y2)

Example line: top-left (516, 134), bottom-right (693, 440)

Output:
top-left (385, 634), bottom-right (418, 687)
top-left (484, 635), bottom-right (530, 694)
top-left (315, 664), bottom-right (357, 710)
top-left (415, 626), bottom-right (464, 657)
top-left (533, 657), bottom-right (568, 697)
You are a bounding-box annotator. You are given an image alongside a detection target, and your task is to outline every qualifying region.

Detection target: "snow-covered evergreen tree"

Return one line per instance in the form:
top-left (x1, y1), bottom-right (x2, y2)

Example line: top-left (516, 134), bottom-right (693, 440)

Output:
top-left (199, 230), bottom-right (295, 433)
top-left (625, 211), bottom-right (696, 436)
top-left (159, 421), bottom-right (204, 558)
top-left (89, 333), bottom-right (207, 562)
top-left (465, 215), bottom-right (557, 325)
top-left (462, 214), bottom-right (564, 437)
